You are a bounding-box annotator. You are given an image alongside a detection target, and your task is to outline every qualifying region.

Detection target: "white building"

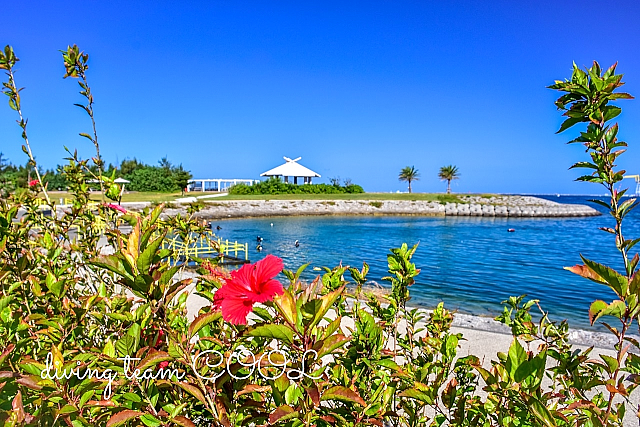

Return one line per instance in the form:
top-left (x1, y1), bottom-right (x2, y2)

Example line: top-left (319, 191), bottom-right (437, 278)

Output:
top-left (260, 157), bottom-right (320, 184)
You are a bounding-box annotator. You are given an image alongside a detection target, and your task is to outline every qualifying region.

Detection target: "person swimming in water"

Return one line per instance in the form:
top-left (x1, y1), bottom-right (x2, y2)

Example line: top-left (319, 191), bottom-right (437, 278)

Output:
top-left (256, 244), bottom-right (263, 251)
top-left (294, 240), bottom-right (300, 247)
top-left (216, 225), bottom-right (222, 230)
top-left (257, 236), bottom-right (263, 242)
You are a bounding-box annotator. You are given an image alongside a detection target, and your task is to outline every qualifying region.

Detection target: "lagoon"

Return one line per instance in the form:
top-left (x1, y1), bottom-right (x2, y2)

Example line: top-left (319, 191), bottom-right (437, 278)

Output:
top-left (211, 195), bottom-right (638, 330)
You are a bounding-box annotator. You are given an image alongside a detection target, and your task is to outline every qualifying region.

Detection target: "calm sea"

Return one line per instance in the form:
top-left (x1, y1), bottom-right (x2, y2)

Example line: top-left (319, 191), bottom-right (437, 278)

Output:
top-left (212, 195), bottom-right (640, 330)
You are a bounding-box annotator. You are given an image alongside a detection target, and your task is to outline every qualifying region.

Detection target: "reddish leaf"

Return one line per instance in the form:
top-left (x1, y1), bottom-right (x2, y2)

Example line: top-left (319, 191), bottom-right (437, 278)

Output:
top-left (236, 384), bottom-right (271, 398)
top-left (564, 265), bottom-right (603, 283)
top-left (17, 375), bottom-right (42, 390)
top-left (176, 382), bottom-right (208, 406)
top-left (304, 383), bottom-right (320, 407)
top-left (321, 385), bottom-right (366, 406)
top-left (268, 405), bottom-right (295, 424)
top-left (171, 416), bottom-right (197, 427)
top-left (565, 399), bottom-right (597, 411)
top-left (86, 400), bottom-right (117, 407)
top-left (106, 410), bottom-right (143, 427)
top-left (136, 350), bottom-right (171, 372)
top-left (12, 391), bottom-right (25, 423)
top-left (0, 344), bottom-right (14, 366)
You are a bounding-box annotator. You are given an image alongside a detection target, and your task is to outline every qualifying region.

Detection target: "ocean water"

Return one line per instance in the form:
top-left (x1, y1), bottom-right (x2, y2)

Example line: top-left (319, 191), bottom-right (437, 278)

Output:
top-left (211, 195), bottom-right (640, 330)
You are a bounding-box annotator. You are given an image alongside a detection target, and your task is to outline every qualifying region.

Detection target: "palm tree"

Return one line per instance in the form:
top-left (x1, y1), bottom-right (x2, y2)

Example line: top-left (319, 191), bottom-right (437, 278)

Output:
top-left (439, 165), bottom-right (460, 194)
top-left (398, 166), bottom-right (419, 193)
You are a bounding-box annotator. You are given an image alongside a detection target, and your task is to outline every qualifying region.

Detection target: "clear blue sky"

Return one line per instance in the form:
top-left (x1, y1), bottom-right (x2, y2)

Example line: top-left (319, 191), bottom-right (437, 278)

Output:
top-left (2, 1), bottom-right (640, 194)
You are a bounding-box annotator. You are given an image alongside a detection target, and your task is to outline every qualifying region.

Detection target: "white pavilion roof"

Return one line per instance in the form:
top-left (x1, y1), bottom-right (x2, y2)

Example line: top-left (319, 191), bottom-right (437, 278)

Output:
top-left (260, 157), bottom-right (320, 178)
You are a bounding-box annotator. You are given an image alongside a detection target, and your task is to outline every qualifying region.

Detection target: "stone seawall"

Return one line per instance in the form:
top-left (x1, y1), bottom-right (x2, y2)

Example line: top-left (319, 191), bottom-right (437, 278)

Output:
top-left (156, 195), bottom-right (600, 220)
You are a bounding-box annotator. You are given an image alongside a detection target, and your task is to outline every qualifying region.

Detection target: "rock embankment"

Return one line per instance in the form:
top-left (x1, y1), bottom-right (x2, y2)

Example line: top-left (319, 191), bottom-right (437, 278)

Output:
top-left (156, 195), bottom-right (600, 219)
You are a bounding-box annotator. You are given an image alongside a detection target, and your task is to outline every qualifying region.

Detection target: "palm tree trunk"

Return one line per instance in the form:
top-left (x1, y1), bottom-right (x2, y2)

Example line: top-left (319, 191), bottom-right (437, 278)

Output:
top-left (447, 180), bottom-right (451, 194)
top-left (408, 180), bottom-right (412, 193)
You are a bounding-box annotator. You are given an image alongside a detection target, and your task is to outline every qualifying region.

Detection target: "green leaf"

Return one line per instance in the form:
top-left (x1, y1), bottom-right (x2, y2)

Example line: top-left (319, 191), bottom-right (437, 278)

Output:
top-left (308, 286), bottom-right (345, 330)
top-left (314, 334), bottom-right (350, 359)
top-left (188, 310), bottom-right (221, 339)
top-left (122, 392), bottom-right (142, 403)
top-left (140, 413), bottom-right (162, 427)
top-left (581, 256), bottom-right (628, 297)
top-left (506, 338), bottom-right (526, 380)
top-left (589, 300), bottom-right (608, 325)
top-left (103, 340), bottom-right (116, 358)
top-left (600, 354), bottom-right (619, 373)
top-left (601, 300), bottom-right (626, 320)
top-left (557, 117), bottom-right (583, 133)
top-left (137, 232), bottom-right (167, 273)
top-left (398, 387), bottom-right (433, 404)
top-left (603, 106), bottom-right (621, 122)
top-left (246, 324), bottom-right (295, 345)
top-left (527, 395), bottom-right (557, 427)
top-left (79, 132), bottom-right (95, 143)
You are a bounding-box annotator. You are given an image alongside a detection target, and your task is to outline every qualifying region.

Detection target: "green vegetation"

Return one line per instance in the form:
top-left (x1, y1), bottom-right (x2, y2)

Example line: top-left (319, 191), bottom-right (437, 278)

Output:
top-left (228, 176), bottom-right (364, 195)
top-left (214, 192), bottom-right (465, 203)
top-left (369, 201), bottom-right (383, 208)
top-left (398, 165), bottom-right (419, 193)
top-left (0, 155), bottom-right (192, 194)
top-left (438, 164), bottom-right (460, 194)
top-left (3, 45), bottom-right (640, 427)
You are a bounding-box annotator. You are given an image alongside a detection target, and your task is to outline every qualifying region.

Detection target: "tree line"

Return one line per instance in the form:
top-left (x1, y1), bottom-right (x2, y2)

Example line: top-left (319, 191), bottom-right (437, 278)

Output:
top-left (0, 153), bottom-right (192, 195)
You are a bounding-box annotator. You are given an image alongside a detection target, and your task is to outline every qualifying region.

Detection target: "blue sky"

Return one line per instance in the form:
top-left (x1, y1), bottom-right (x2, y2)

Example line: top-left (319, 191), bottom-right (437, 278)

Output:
top-left (1, 1), bottom-right (640, 194)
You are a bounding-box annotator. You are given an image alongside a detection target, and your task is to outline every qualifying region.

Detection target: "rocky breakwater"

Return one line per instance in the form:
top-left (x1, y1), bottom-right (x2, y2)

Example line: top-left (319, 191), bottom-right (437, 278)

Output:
top-left (159, 195), bottom-right (600, 219)
top-left (441, 195), bottom-right (600, 217)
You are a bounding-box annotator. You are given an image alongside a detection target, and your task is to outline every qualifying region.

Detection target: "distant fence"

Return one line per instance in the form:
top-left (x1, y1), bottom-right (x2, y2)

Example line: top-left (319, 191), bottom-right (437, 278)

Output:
top-left (161, 230), bottom-right (249, 264)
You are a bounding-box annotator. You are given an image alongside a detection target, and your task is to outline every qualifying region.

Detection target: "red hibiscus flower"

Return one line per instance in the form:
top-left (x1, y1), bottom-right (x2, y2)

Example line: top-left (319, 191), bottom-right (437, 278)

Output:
top-left (105, 203), bottom-right (127, 214)
top-left (158, 361), bottom-right (169, 370)
top-left (213, 254), bottom-right (284, 325)
top-left (28, 179), bottom-right (39, 187)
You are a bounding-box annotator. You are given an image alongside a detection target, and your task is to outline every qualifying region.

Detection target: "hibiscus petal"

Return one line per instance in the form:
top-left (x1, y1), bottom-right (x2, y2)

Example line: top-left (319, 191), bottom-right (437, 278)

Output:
top-left (251, 279), bottom-right (284, 303)
top-left (220, 296), bottom-right (254, 325)
top-left (228, 263), bottom-right (255, 292)
top-left (252, 255), bottom-right (284, 285)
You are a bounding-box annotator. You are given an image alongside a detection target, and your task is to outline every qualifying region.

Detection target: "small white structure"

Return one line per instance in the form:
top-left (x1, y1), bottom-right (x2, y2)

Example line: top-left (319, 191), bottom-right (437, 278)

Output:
top-left (260, 157), bottom-right (320, 184)
top-left (188, 178), bottom-right (254, 192)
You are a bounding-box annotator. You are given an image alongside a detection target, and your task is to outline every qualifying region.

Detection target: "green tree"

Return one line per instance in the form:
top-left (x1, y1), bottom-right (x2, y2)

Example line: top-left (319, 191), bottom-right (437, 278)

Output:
top-left (158, 156), bottom-right (172, 170)
top-left (173, 165), bottom-right (192, 195)
top-left (438, 165), bottom-right (460, 194)
top-left (119, 158), bottom-right (143, 176)
top-left (398, 166), bottom-right (419, 193)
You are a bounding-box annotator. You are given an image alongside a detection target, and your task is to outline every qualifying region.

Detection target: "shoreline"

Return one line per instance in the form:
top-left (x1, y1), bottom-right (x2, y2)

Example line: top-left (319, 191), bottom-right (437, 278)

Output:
top-left (150, 195), bottom-right (601, 220)
top-left (181, 274), bottom-right (625, 351)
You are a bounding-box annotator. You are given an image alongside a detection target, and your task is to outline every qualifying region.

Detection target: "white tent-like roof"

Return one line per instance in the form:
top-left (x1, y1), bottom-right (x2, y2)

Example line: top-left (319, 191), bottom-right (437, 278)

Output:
top-left (260, 157), bottom-right (320, 178)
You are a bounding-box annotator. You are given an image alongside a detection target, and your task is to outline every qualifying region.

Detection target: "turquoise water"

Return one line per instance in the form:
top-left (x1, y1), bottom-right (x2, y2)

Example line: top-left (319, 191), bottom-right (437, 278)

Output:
top-left (212, 196), bottom-right (640, 330)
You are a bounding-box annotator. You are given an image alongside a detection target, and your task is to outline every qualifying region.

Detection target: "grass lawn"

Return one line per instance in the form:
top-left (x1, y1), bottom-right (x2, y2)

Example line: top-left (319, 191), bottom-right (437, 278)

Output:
top-left (43, 191), bottom-right (495, 204)
top-left (209, 193), bottom-right (472, 203)
top-left (45, 191), bottom-right (183, 203)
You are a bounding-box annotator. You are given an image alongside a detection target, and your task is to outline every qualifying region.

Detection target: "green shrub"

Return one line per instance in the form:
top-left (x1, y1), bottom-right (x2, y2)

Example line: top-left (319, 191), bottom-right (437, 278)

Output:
top-left (228, 176), bottom-right (365, 195)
